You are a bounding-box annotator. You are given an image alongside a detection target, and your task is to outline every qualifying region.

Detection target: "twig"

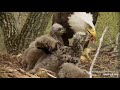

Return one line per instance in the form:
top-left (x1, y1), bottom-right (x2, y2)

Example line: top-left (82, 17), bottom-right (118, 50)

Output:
top-left (113, 32), bottom-right (120, 52)
top-left (89, 26), bottom-right (108, 78)
top-left (40, 68), bottom-right (57, 78)
top-left (46, 72), bottom-right (57, 78)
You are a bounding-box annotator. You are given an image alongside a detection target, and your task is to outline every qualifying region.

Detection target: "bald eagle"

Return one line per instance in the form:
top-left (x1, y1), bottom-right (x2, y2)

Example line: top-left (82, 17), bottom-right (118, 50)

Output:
top-left (53, 12), bottom-right (98, 61)
top-left (52, 12), bottom-right (97, 46)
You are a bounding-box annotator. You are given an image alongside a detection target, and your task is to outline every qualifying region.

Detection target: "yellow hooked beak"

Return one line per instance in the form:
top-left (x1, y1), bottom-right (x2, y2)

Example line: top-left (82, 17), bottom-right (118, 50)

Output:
top-left (87, 27), bottom-right (96, 42)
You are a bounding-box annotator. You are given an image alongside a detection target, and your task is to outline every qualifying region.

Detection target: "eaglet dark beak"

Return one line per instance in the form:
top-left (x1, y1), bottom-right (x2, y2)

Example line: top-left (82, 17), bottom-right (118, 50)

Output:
top-left (61, 27), bottom-right (66, 34)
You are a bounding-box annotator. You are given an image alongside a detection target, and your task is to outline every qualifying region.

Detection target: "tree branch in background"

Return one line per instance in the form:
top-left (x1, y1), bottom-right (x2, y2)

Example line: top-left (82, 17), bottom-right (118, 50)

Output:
top-left (16, 12), bottom-right (53, 53)
top-left (0, 12), bottom-right (53, 54)
top-left (89, 26), bottom-right (108, 78)
top-left (0, 12), bottom-right (18, 54)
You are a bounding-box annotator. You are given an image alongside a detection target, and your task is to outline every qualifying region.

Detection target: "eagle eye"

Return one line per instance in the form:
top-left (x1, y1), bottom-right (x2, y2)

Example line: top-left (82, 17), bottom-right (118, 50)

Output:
top-left (58, 28), bottom-right (62, 31)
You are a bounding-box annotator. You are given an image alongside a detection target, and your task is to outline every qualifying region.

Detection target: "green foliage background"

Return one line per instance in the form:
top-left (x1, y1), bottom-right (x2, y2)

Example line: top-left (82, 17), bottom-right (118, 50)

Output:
top-left (90, 12), bottom-right (120, 48)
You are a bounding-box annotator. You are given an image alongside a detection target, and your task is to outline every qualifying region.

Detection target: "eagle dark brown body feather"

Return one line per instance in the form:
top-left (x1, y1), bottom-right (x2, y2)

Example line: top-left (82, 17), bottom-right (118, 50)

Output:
top-left (52, 12), bottom-right (98, 46)
top-left (53, 12), bottom-right (74, 46)
top-left (22, 16), bottom-right (94, 77)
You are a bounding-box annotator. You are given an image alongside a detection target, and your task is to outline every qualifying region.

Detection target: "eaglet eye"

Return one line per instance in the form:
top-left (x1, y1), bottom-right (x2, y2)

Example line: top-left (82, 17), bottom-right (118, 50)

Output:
top-left (58, 28), bottom-right (62, 31)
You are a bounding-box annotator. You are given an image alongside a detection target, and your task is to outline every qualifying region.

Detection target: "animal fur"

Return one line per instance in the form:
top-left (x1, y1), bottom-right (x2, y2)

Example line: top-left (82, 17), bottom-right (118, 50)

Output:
top-left (29, 34), bottom-right (85, 74)
top-left (22, 23), bottom-right (65, 71)
top-left (35, 35), bottom-right (60, 53)
top-left (55, 32), bottom-right (87, 58)
top-left (58, 63), bottom-right (89, 78)
top-left (24, 23), bottom-right (91, 78)
top-left (22, 47), bottom-right (45, 71)
top-left (50, 23), bottom-right (66, 44)
top-left (52, 12), bottom-right (98, 46)
top-left (22, 36), bottom-right (60, 71)
top-left (29, 52), bottom-right (80, 74)
top-left (25, 13), bottom-right (97, 77)
top-left (68, 12), bottom-right (94, 33)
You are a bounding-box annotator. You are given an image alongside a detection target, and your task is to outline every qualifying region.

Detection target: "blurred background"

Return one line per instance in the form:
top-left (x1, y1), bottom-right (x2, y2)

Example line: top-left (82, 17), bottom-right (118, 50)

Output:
top-left (0, 12), bottom-right (119, 78)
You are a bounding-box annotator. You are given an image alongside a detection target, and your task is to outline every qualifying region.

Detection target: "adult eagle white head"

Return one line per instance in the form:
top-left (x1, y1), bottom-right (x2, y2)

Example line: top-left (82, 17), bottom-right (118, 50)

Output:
top-left (68, 12), bottom-right (96, 42)
top-left (52, 12), bottom-right (97, 46)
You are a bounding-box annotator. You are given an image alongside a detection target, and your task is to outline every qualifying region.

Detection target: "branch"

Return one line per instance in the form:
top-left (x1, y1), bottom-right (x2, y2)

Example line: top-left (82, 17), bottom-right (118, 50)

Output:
top-left (89, 26), bottom-right (108, 78)
top-left (113, 32), bottom-right (120, 52)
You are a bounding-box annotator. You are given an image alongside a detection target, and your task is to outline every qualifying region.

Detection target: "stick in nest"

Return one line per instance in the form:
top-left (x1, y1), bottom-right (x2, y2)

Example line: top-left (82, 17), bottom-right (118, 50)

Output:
top-left (89, 26), bottom-right (108, 78)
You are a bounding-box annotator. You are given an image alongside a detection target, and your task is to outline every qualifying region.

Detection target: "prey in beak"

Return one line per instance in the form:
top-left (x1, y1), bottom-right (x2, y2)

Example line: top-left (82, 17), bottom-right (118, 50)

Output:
top-left (87, 27), bottom-right (96, 43)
